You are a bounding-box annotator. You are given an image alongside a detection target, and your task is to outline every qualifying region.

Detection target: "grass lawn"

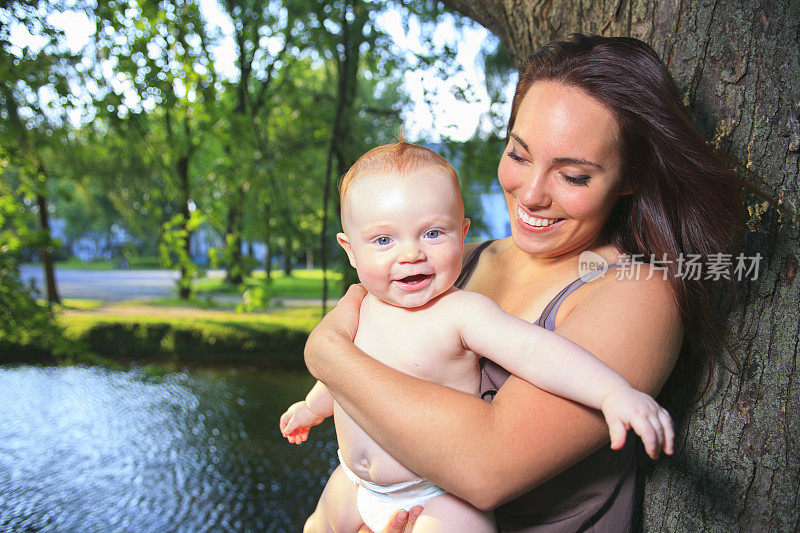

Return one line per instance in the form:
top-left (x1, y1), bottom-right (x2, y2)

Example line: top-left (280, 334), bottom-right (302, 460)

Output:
top-left (54, 256), bottom-right (163, 270)
top-left (55, 298), bottom-right (106, 311)
top-left (193, 269), bottom-right (344, 300)
top-left (59, 305), bottom-right (322, 336)
top-left (56, 304), bottom-right (323, 366)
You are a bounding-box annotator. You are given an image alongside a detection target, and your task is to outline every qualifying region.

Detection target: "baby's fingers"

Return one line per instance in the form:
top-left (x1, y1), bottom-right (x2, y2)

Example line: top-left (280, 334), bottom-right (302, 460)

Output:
top-left (659, 409), bottom-right (675, 455)
top-left (279, 410), bottom-right (291, 431)
top-left (608, 419), bottom-right (628, 450)
top-left (648, 414), bottom-right (664, 453)
top-left (630, 412), bottom-right (660, 459)
top-left (281, 414), bottom-right (298, 435)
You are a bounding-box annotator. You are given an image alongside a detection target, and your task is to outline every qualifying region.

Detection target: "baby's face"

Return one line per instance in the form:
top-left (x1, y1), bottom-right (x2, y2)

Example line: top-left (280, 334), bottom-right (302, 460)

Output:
top-left (337, 169), bottom-right (469, 308)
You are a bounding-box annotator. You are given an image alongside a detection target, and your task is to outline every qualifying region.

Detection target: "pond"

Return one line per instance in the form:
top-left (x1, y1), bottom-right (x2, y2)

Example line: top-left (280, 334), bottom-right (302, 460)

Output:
top-left (0, 364), bottom-right (338, 532)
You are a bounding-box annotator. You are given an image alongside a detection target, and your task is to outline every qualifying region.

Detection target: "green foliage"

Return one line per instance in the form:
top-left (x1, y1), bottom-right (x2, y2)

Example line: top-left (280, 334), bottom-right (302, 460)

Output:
top-left (158, 211), bottom-right (203, 296)
top-left (192, 269), bottom-right (343, 301)
top-left (237, 282), bottom-right (272, 313)
top-left (0, 163), bottom-right (82, 361)
top-left (58, 306), bottom-right (321, 364)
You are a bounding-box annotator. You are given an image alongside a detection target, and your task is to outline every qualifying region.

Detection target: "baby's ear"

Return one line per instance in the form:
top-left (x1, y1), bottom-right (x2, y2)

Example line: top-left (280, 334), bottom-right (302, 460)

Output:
top-left (336, 233), bottom-right (357, 268)
top-left (461, 218), bottom-right (471, 241)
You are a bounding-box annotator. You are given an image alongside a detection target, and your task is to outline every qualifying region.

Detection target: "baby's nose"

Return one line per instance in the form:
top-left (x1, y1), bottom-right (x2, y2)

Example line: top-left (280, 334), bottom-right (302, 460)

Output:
top-left (398, 243), bottom-right (426, 262)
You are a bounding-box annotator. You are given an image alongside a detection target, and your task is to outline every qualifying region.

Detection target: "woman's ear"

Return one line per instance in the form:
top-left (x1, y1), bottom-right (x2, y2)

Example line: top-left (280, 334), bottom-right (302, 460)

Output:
top-left (336, 233), bottom-right (357, 268)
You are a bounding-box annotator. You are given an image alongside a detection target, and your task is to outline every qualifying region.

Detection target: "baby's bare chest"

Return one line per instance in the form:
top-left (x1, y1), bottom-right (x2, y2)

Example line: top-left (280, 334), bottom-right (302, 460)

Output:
top-left (354, 305), bottom-right (479, 393)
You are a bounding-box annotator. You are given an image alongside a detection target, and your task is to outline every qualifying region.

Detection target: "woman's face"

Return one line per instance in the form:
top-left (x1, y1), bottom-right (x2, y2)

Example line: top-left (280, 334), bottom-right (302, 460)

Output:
top-left (498, 81), bottom-right (628, 259)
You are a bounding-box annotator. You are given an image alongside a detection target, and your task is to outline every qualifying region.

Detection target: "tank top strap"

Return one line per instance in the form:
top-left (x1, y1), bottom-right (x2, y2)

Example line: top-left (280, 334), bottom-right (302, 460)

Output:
top-left (535, 263), bottom-right (621, 331)
top-left (479, 261), bottom-right (624, 402)
top-left (454, 239), bottom-right (495, 289)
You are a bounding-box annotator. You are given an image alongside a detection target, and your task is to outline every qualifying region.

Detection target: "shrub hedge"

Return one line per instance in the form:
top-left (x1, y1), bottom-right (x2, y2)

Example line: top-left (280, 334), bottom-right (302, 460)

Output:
top-left (1, 308), bottom-right (319, 366)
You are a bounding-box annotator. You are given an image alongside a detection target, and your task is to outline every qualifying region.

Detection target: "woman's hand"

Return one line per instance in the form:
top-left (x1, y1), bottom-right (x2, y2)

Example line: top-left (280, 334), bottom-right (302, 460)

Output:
top-left (305, 284), bottom-right (366, 378)
top-left (357, 507), bottom-right (424, 533)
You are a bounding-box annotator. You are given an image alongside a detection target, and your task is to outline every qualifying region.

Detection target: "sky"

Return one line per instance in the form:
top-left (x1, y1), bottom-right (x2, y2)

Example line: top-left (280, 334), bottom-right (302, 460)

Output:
top-left (7, 2), bottom-right (514, 142)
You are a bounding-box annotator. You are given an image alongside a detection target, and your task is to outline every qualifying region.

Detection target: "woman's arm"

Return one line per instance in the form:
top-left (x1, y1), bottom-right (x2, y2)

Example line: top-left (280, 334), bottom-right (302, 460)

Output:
top-left (454, 291), bottom-right (673, 458)
top-left (306, 278), bottom-right (682, 510)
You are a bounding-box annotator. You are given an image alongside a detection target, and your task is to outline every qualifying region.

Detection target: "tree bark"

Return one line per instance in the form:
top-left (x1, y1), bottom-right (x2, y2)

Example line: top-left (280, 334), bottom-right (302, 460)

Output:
top-left (320, 0), bottom-right (365, 315)
top-left (283, 237), bottom-right (293, 277)
top-left (224, 184), bottom-right (245, 285)
top-left (441, 0), bottom-right (800, 529)
top-left (264, 201), bottom-right (272, 281)
top-left (36, 191), bottom-right (60, 306)
top-left (177, 154), bottom-right (192, 299)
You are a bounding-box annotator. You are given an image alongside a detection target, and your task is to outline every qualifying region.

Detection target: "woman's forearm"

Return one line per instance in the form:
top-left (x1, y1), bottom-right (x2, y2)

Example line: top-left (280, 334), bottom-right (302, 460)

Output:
top-left (305, 327), bottom-right (609, 509)
top-left (307, 333), bottom-right (498, 504)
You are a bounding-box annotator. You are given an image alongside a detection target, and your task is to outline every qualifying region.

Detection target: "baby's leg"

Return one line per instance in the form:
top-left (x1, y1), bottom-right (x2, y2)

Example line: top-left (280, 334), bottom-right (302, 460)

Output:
top-left (412, 492), bottom-right (495, 533)
top-left (304, 465), bottom-right (364, 533)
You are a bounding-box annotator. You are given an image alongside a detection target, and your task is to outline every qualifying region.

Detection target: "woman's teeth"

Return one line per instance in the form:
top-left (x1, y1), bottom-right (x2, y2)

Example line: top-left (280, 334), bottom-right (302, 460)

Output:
top-left (518, 208), bottom-right (560, 227)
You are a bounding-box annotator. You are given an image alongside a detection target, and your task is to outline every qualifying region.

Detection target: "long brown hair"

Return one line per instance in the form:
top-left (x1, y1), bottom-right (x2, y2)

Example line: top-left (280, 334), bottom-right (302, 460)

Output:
top-left (509, 34), bottom-right (746, 395)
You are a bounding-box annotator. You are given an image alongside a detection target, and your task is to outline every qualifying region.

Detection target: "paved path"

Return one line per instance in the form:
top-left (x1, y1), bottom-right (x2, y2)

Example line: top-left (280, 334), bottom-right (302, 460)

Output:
top-left (18, 265), bottom-right (335, 307)
top-left (20, 265), bottom-right (187, 302)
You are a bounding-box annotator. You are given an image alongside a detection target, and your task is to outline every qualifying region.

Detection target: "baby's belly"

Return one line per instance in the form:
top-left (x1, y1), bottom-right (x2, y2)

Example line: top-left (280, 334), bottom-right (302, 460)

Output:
top-left (333, 403), bottom-right (420, 485)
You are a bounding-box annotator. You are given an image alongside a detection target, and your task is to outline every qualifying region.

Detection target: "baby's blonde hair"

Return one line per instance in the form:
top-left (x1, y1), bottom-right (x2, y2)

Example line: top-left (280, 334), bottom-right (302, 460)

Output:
top-left (338, 141), bottom-right (462, 222)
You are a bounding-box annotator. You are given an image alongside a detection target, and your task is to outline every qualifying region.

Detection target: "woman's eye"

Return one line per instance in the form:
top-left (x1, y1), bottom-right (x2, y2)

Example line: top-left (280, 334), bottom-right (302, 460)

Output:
top-left (563, 174), bottom-right (591, 186)
top-left (425, 230), bottom-right (441, 239)
top-left (506, 148), bottom-right (526, 163)
top-left (375, 236), bottom-right (392, 246)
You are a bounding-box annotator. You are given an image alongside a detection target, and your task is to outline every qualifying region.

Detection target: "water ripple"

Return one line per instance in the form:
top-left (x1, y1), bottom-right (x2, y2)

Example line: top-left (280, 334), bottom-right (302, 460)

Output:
top-left (0, 364), bottom-right (337, 531)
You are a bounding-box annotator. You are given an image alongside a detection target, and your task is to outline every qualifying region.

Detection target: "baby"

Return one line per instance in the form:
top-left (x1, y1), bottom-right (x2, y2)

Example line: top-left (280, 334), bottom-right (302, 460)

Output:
top-left (280, 142), bottom-right (673, 533)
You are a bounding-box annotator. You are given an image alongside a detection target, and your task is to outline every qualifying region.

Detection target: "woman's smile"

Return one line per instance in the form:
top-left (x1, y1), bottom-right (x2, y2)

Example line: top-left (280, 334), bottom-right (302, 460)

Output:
top-left (516, 206), bottom-right (564, 230)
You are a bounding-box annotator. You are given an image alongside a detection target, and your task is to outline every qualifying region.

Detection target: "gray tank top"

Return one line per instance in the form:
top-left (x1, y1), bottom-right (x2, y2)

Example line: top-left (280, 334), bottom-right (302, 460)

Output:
top-left (456, 241), bottom-right (636, 532)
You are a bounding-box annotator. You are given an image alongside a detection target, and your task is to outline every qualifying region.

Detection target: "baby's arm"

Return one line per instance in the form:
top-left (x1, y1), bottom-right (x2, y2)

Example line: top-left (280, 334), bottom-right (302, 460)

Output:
top-left (455, 291), bottom-right (674, 458)
top-left (279, 380), bottom-right (335, 445)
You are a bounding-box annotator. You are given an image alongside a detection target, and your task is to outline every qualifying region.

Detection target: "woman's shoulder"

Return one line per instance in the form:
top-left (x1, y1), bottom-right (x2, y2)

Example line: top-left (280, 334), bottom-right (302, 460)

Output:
top-left (555, 261), bottom-right (683, 392)
top-left (569, 260), bottom-right (678, 312)
top-left (553, 247), bottom-right (682, 333)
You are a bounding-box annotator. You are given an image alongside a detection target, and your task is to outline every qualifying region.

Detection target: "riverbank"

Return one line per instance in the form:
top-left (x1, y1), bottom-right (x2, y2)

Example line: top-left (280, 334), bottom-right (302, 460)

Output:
top-left (1, 300), bottom-right (324, 367)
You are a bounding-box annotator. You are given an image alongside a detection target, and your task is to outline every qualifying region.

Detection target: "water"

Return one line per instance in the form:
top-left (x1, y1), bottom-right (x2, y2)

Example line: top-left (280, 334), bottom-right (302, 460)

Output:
top-left (0, 364), bottom-right (338, 532)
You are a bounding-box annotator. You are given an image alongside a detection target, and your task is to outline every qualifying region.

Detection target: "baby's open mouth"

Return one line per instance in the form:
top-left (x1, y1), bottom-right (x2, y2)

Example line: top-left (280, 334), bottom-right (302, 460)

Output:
top-left (398, 274), bottom-right (431, 284)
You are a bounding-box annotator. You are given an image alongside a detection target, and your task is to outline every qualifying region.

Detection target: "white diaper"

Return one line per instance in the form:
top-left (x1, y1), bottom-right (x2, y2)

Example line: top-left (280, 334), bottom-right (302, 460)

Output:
top-left (338, 450), bottom-right (447, 532)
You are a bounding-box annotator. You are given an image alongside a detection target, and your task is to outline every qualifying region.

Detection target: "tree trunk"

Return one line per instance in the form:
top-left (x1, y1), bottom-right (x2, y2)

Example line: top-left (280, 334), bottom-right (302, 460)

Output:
top-left (264, 202), bottom-right (272, 281)
top-left (36, 192), bottom-right (60, 306)
top-left (442, 1), bottom-right (799, 529)
top-left (283, 237), bottom-right (293, 277)
top-left (177, 155), bottom-right (192, 299)
top-left (224, 185), bottom-right (245, 285)
top-left (320, 0), bottom-right (365, 315)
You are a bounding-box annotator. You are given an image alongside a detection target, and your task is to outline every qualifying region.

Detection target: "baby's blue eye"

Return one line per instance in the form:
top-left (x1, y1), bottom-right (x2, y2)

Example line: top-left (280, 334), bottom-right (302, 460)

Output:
top-left (375, 236), bottom-right (392, 246)
top-left (425, 230), bottom-right (441, 239)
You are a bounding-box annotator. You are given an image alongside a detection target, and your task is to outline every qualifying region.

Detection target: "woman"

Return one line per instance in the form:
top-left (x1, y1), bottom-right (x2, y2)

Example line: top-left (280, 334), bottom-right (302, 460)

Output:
top-left (305, 34), bottom-right (743, 532)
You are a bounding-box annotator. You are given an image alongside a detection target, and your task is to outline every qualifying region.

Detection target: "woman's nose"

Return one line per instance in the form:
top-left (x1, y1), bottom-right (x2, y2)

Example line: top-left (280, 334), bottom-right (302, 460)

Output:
top-left (517, 171), bottom-right (552, 208)
top-left (398, 243), bottom-right (426, 263)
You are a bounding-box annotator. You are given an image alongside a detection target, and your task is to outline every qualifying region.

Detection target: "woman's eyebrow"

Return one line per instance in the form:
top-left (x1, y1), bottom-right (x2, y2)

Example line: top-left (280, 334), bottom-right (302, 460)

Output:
top-left (511, 132), bottom-right (604, 170)
top-left (509, 133), bottom-right (530, 152)
top-left (553, 156), bottom-right (604, 170)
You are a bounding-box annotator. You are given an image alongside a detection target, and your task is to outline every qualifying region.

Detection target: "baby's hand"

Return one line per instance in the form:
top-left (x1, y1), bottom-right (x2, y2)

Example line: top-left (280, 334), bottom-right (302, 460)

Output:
top-left (600, 387), bottom-right (674, 459)
top-left (279, 401), bottom-right (326, 445)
